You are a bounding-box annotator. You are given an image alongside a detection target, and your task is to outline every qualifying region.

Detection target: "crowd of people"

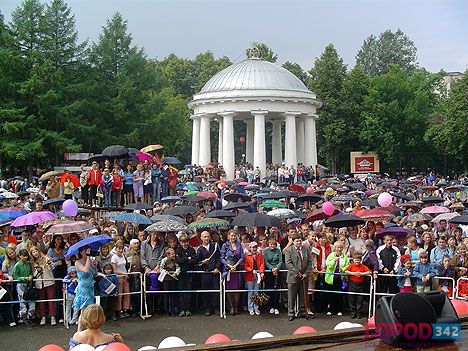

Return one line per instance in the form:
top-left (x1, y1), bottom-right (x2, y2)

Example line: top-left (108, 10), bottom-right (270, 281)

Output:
top-left (0, 161), bottom-right (467, 332)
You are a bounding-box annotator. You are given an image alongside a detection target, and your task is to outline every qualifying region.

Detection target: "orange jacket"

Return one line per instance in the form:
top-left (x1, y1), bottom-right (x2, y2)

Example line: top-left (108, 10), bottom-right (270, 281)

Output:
top-left (243, 253), bottom-right (265, 282)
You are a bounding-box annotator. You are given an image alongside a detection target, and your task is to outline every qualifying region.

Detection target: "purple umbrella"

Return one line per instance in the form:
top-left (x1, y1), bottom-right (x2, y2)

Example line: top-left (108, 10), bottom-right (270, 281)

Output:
top-left (11, 211), bottom-right (58, 227)
top-left (376, 226), bottom-right (413, 240)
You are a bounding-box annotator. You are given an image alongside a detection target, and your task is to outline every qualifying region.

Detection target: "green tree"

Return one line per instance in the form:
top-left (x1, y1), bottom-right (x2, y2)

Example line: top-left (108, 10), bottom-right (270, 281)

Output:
top-left (308, 44), bottom-right (348, 173)
top-left (426, 73), bottom-right (468, 169)
top-left (356, 29), bottom-right (418, 77)
top-left (245, 42), bottom-right (277, 62)
top-left (192, 51), bottom-right (231, 93)
top-left (282, 61), bottom-right (309, 86)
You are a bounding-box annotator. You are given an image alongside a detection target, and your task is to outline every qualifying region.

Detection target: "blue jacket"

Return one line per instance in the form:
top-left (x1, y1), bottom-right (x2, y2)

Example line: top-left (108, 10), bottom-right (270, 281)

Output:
top-left (413, 261), bottom-right (438, 286)
top-left (430, 246), bottom-right (451, 269)
top-left (63, 274), bottom-right (78, 295)
top-left (396, 266), bottom-right (414, 288)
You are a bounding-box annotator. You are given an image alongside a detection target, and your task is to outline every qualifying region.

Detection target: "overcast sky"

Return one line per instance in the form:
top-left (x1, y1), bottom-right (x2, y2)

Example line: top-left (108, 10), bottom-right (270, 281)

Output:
top-left (2, 0), bottom-right (467, 72)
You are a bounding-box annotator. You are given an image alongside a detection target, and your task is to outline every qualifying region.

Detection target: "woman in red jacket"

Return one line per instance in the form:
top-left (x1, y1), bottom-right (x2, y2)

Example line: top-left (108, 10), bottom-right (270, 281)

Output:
top-left (244, 241), bottom-right (265, 316)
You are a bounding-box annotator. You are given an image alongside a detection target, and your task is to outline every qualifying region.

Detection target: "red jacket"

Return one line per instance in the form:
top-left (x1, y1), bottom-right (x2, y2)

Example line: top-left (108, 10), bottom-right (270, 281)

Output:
top-left (316, 242), bottom-right (332, 272)
top-left (112, 174), bottom-right (122, 190)
top-left (87, 169), bottom-right (102, 186)
top-left (244, 253), bottom-right (265, 282)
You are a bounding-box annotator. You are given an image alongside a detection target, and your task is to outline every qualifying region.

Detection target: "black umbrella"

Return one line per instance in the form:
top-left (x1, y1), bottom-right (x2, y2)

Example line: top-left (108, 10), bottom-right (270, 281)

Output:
top-left (261, 193), bottom-right (288, 200)
top-left (164, 205), bottom-right (198, 216)
top-left (332, 194), bottom-right (356, 202)
top-left (183, 195), bottom-right (207, 202)
top-left (360, 199), bottom-right (379, 207)
top-left (88, 154), bottom-right (106, 162)
top-left (231, 212), bottom-right (280, 227)
top-left (77, 208), bottom-right (92, 216)
top-left (390, 192), bottom-right (412, 201)
top-left (344, 182), bottom-right (366, 190)
top-left (421, 196), bottom-right (444, 203)
top-left (324, 214), bottom-right (365, 228)
top-left (223, 193), bottom-right (251, 203)
top-left (245, 185), bottom-right (260, 191)
top-left (278, 190), bottom-right (298, 198)
top-left (43, 198), bottom-right (66, 206)
top-left (162, 157), bottom-right (181, 165)
top-left (296, 194), bottom-right (322, 203)
top-left (206, 210), bottom-right (236, 218)
top-left (258, 188), bottom-right (276, 193)
top-left (102, 145), bottom-right (128, 158)
top-left (223, 202), bottom-right (251, 210)
top-left (449, 215), bottom-right (468, 225)
top-left (277, 182), bottom-right (290, 187)
top-left (127, 147), bottom-right (140, 156)
top-left (124, 202), bottom-right (153, 211)
top-left (16, 191), bottom-right (30, 197)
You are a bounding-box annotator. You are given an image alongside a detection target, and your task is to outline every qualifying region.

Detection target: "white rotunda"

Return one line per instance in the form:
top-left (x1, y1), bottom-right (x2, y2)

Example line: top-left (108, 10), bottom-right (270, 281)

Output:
top-left (188, 56), bottom-right (322, 180)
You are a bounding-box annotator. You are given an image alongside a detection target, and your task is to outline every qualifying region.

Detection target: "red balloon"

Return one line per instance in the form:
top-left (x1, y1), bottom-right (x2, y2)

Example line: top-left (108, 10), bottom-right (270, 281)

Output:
top-left (39, 345), bottom-right (64, 351)
top-left (366, 315), bottom-right (375, 328)
top-left (306, 187), bottom-right (314, 194)
top-left (239, 136), bottom-right (246, 143)
top-left (451, 299), bottom-right (468, 315)
top-left (293, 326), bottom-right (317, 335)
top-left (205, 333), bottom-right (232, 344)
top-left (103, 343), bottom-right (132, 351)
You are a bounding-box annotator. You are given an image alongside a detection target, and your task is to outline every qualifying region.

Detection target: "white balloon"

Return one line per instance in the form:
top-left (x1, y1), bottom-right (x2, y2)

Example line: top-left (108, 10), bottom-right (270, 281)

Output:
top-left (158, 336), bottom-right (186, 349)
top-left (95, 347), bottom-right (106, 351)
top-left (138, 347), bottom-right (158, 351)
top-left (185, 344), bottom-right (196, 346)
top-left (351, 323), bottom-right (363, 328)
top-left (333, 322), bottom-right (354, 330)
top-left (71, 345), bottom-right (95, 351)
top-left (252, 332), bottom-right (274, 339)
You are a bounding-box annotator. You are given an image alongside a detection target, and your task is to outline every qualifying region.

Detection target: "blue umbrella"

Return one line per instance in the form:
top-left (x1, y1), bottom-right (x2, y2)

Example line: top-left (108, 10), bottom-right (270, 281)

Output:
top-left (0, 209), bottom-right (26, 219)
top-left (65, 234), bottom-right (112, 258)
top-left (114, 212), bottom-right (152, 224)
top-left (161, 196), bottom-right (182, 203)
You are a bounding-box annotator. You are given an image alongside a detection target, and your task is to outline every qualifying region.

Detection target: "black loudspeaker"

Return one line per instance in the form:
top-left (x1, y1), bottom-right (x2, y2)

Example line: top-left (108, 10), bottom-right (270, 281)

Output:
top-left (375, 291), bottom-right (460, 348)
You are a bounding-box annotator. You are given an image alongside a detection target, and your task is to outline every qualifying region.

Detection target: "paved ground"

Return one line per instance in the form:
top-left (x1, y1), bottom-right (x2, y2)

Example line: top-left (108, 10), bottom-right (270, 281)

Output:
top-left (1, 312), bottom-right (365, 350)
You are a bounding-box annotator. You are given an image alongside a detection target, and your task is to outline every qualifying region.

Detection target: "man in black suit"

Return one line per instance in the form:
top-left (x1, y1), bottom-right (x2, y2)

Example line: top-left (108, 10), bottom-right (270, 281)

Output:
top-left (285, 233), bottom-right (313, 321)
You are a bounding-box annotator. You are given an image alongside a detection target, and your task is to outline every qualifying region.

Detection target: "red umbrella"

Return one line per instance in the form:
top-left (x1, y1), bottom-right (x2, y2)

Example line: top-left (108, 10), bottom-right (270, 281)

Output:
top-left (60, 173), bottom-right (80, 188)
top-left (305, 208), bottom-right (339, 223)
top-left (198, 191), bottom-right (218, 200)
top-left (420, 206), bottom-right (449, 215)
top-left (136, 152), bottom-right (153, 163)
top-left (354, 208), bottom-right (394, 221)
top-left (288, 184), bottom-right (305, 194)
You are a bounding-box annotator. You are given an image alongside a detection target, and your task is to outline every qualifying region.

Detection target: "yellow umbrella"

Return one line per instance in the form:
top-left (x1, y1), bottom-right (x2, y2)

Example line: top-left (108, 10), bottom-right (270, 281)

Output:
top-left (140, 144), bottom-right (164, 153)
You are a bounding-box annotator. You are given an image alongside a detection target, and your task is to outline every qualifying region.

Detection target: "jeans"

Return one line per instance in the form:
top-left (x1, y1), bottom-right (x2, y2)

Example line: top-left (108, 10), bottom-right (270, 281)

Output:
top-left (152, 180), bottom-right (160, 203)
top-left (161, 181), bottom-right (169, 198)
top-left (66, 295), bottom-right (80, 323)
top-left (103, 185), bottom-right (112, 207)
top-left (246, 278), bottom-right (260, 312)
top-left (16, 284), bottom-right (35, 320)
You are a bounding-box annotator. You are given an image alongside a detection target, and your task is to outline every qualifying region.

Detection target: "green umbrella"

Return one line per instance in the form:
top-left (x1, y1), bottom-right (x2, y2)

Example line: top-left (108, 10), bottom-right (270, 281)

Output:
top-left (188, 218), bottom-right (229, 229)
top-left (184, 190), bottom-right (199, 196)
top-left (259, 200), bottom-right (286, 209)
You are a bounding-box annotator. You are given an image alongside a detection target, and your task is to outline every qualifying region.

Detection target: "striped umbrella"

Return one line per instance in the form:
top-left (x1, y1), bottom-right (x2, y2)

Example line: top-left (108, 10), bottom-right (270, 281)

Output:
top-left (188, 218), bottom-right (229, 229)
top-left (45, 221), bottom-right (95, 235)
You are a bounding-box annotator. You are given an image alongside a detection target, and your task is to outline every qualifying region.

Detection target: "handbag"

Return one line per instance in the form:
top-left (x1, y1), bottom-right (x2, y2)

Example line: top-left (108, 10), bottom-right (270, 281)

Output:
top-left (96, 186), bottom-right (104, 199)
top-left (23, 281), bottom-right (38, 301)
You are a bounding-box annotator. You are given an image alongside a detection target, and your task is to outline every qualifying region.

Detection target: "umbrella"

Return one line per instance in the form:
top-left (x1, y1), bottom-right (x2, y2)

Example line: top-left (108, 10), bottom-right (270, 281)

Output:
top-left (11, 211), bottom-right (58, 227)
top-left (431, 213), bottom-right (459, 224)
top-left (103, 211), bottom-right (124, 220)
top-left (223, 193), bottom-right (251, 202)
top-left (161, 196), bottom-right (182, 203)
top-left (206, 210), bottom-right (236, 218)
top-left (161, 157), bottom-right (181, 165)
top-left (146, 219), bottom-right (187, 232)
top-left (77, 208), bottom-right (92, 216)
top-left (296, 194), bottom-right (322, 203)
top-left (151, 214), bottom-right (188, 225)
top-left (261, 193), bottom-right (288, 200)
top-left (445, 185), bottom-right (466, 192)
top-left (16, 191), bottom-right (30, 197)
top-left (184, 190), bottom-right (199, 196)
top-left (277, 190), bottom-right (298, 198)
top-left (141, 144), bottom-right (164, 153)
top-left (449, 202), bottom-right (465, 210)
top-left (123, 202), bottom-right (153, 211)
top-left (332, 194), bottom-right (356, 203)
top-left (422, 186), bottom-right (438, 191)
top-left (188, 218), bottom-right (229, 229)
top-left (245, 185), bottom-right (260, 191)
top-left (102, 145), bottom-right (128, 158)
top-left (113, 212), bottom-right (152, 224)
top-left (65, 234), bottom-right (112, 258)
top-left (305, 208), bottom-right (340, 223)
top-left (324, 214), bottom-right (365, 228)
top-left (259, 200), bottom-right (286, 209)
top-left (223, 202), bottom-right (250, 210)
top-left (360, 199), bottom-right (379, 207)
top-left (376, 226), bottom-right (412, 240)
top-left (344, 182), bottom-right (366, 190)
top-left (39, 171), bottom-right (62, 182)
top-left (0, 208), bottom-right (26, 220)
top-left (164, 205), bottom-right (198, 216)
top-left (127, 147), bottom-right (140, 156)
top-left (400, 201), bottom-right (424, 209)
top-left (406, 213), bottom-right (432, 222)
top-left (231, 213), bottom-right (280, 227)
top-left (420, 206), bottom-right (450, 215)
top-left (26, 187), bottom-right (40, 194)
top-left (258, 187), bottom-right (276, 193)
top-left (355, 208), bottom-right (395, 221)
top-left (267, 209), bottom-right (297, 219)
top-left (197, 191), bottom-right (218, 200)
top-left (135, 152), bottom-right (153, 163)
top-left (390, 192), bottom-right (413, 201)
top-left (288, 184), bottom-right (305, 193)
top-left (421, 196), bottom-right (444, 204)
top-left (183, 195), bottom-right (207, 202)
top-left (88, 154), bottom-right (106, 162)
top-left (43, 198), bottom-right (66, 206)
top-left (449, 215), bottom-right (468, 225)
top-left (0, 192), bottom-right (18, 199)
top-left (45, 221), bottom-right (95, 236)
top-left (60, 173), bottom-right (80, 188)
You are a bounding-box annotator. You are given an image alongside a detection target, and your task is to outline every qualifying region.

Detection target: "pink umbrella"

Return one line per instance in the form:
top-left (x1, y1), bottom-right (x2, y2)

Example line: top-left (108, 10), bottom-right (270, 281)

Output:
top-left (238, 181), bottom-right (249, 186)
top-left (198, 191), bottom-right (218, 200)
top-left (420, 206), bottom-right (450, 215)
top-left (431, 212), bottom-right (459, 224)
top-left (11, 211), bottom-right (58, 227)
top-left (136, 152), bottom-right (153, 163)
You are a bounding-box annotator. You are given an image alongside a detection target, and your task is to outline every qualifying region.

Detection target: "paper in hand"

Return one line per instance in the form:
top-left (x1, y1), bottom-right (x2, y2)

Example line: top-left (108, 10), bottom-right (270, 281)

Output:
top-left (105, 282), bottom-right (116, 295)
top-left (0, 287), bottom-right (6, 300)
top-left (158, 271), bottom-right (167, 282)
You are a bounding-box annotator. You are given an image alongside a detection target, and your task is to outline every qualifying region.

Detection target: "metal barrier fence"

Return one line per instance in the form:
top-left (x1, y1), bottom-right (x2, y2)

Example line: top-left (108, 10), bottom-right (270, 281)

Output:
top-left (455, 277), bottom-right (468, 299)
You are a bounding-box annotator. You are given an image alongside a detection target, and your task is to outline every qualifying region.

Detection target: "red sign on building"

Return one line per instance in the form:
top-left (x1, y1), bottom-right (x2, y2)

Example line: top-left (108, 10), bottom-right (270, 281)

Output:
top-left (350, 152), bottom-right (380, 174)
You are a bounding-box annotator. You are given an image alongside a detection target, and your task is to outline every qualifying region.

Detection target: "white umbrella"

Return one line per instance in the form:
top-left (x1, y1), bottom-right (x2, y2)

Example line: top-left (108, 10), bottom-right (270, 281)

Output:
top-left (0, 191), bottom-right (18, 199)
top-left (267, 208), bottom-right (296, 219)
top-left (431, 212), bottom-right (459, 224)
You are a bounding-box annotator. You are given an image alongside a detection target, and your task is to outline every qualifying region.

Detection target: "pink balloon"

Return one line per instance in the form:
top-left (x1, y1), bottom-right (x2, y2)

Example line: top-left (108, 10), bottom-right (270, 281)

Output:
top-left (205, 333), bottom-right (231, 344)
top-left (366, 315), bottom-right (375, 328)
top-left (377, 192), bottom-right (392, 207)
top-left (306, 187), bottom-right (314, 194)
top-left (293, 326), bottom-right (317, 335)
top-left (103, 343), bottom-right (132, 351)
top-left (322, 202), bottom-right (335, 216)
top-left (39, 345), bottom-right (64, 351)
top-left (62, 199), bottom-right (78, 217)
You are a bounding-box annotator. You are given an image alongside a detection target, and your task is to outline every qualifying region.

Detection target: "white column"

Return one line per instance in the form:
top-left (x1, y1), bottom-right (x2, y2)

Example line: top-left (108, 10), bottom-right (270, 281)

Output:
top-left (271, 119), bottom-right (282, 165)
top-left (252, 111), bottom-right (268, 180)
top-left (245, 119), bottom-right (254, 164)
top-left (296, 116), bottom-right (305, 164)
top-left (191, 115), bottom-right (200, 165)
top-left (220, 112), bottom-right (236, 180)
top-left (304, 114), bottom-right (318, 168)
top-left (199, 115), bottom-right (211, 166)
top-left (217, 117), bottom-right (224, 165)
top-left (284, 112), bottom-right (299, 169)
